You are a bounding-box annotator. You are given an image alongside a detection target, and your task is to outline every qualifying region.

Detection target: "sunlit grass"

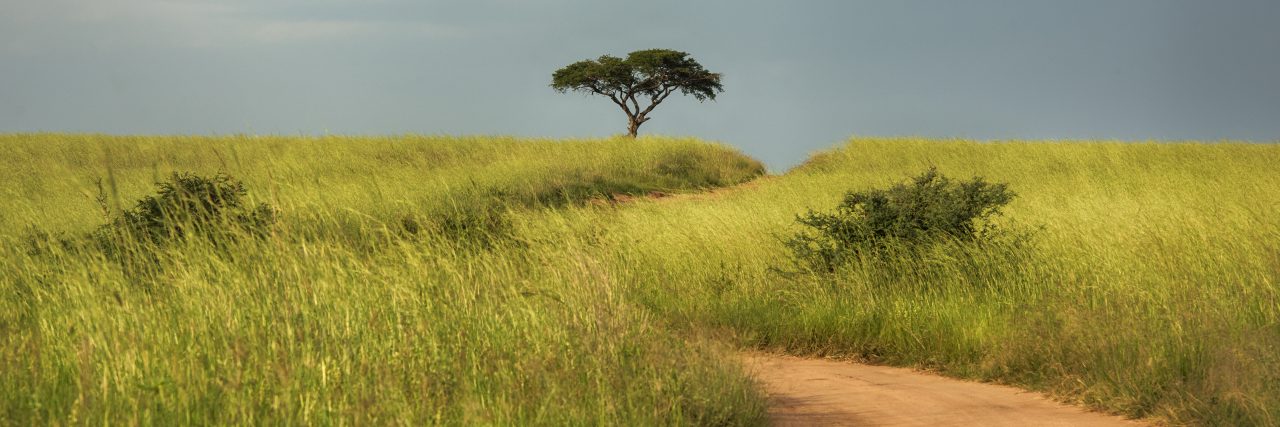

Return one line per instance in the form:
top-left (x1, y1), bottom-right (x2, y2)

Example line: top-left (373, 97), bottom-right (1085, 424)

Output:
top-left (575, 138), bottom-right (1279, 425)
top-left (6, 134), bottom-right (1277, 425)
top-left (0, 133), bottom-right (767, 425)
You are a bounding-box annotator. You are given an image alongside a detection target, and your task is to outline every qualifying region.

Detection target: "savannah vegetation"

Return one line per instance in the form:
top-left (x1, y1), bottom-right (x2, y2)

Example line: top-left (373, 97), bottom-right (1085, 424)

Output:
top-left (602, 139), bottom-right (1279, 426)
top-left (2, 134), bottom-right (1278, 425)
top-left (1, 134), bottom-right (767, 425)
top-left (551, 49), bottom-right (723, 137)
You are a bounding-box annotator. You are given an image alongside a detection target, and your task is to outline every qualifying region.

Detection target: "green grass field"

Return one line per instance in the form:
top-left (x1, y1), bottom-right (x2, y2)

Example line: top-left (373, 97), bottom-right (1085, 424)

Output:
top-left (3, 134), bottom-right (1278, 425)
top-left (0, 134), bottom-right (768, 425)
top-left (585, 138), bottom-right (1280, 425)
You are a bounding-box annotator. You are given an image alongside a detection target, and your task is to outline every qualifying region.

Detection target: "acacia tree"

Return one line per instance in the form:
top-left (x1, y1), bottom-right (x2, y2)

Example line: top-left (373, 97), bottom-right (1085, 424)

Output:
top-left (551, 49), bottom-right (723, 137)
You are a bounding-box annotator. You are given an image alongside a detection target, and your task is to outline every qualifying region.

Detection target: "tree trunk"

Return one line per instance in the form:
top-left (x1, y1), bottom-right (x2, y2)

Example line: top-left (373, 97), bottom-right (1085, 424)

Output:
top-left (626, 117), bottom-right (640, 138)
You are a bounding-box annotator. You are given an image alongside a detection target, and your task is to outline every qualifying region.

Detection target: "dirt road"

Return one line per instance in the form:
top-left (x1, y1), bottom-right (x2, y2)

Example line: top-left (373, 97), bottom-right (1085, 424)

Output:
top-left (743, 353), bottom-right (1145, 426)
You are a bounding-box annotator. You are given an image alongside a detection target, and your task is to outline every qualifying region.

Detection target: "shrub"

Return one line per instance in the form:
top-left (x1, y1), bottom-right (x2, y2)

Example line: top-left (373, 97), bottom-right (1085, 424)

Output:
top-left (786, 167), bottom-right (1015, 272)
top-left (99, 172), bottom-right (276, 243)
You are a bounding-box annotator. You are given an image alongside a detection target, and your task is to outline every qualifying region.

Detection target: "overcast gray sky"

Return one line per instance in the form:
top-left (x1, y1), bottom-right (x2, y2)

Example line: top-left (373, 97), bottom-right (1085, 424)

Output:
top-left (2, 0), bottom-right (1278, 168)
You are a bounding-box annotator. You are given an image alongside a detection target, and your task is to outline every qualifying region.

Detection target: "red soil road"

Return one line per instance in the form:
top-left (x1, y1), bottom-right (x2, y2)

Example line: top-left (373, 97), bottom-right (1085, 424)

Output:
top-left (743, 353), bottom-right (1147, 427)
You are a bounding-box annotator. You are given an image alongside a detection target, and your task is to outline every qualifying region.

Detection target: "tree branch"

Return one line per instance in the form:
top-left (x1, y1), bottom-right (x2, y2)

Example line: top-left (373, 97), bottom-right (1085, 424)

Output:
top-left (607, 93), bottom-right (633, 117)
top-left (638, 87), bottom-right (676, 117)
top-left (627, 92), bottom-right (641, 117)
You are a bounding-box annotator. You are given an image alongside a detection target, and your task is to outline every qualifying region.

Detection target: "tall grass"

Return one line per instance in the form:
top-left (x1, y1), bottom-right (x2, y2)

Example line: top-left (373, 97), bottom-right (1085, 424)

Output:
top-left (0, 134), bottom-right (767, 425)
top-left (570, 138), bottom-right (1280, 425)
top-left (7, 134), bottom-right (1277, 425)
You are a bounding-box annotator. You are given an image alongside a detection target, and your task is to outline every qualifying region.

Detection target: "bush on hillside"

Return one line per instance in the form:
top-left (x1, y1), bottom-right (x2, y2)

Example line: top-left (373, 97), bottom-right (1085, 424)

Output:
top-left (786, 167), bottom-right (1015, 272)
top-left (98, 172), bottom-right (276, 244)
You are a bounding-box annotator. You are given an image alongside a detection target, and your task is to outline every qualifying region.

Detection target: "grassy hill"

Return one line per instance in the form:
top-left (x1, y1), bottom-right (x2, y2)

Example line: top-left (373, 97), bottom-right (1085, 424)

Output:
top-left (569, 138), bottom-right (1280, 425)
top-left (0, 134), bottom-right (767, 425)
top-left (3, 134), bottom-right (1278, 425)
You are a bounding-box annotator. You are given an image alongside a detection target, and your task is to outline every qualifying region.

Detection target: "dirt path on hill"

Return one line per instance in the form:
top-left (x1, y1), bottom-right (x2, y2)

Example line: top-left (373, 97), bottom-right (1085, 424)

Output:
top-left (742, 353), bottom-right (1145, 427)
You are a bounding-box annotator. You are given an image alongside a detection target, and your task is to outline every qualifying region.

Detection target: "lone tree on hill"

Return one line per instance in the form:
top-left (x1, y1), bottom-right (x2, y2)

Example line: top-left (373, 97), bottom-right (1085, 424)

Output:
top-left (552, 49), bottom-right (723, 137)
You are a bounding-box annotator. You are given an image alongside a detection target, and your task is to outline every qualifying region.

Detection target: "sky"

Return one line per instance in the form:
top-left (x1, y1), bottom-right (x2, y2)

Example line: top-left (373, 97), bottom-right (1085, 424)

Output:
top-left (2, 0), bottom-right (1278, 169)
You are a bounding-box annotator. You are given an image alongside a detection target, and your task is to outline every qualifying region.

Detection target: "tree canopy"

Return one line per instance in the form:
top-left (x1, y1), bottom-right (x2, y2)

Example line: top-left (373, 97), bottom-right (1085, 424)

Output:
top-left (551, 49), bottom-right (723, 137)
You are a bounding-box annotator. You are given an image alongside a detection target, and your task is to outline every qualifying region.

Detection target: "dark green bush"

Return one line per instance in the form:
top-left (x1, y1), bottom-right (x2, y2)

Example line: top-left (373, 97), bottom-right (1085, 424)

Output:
top-left (786, 168), bottom-right (1015, 272)
top-left (100, 172), bottom-right (276, 243)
